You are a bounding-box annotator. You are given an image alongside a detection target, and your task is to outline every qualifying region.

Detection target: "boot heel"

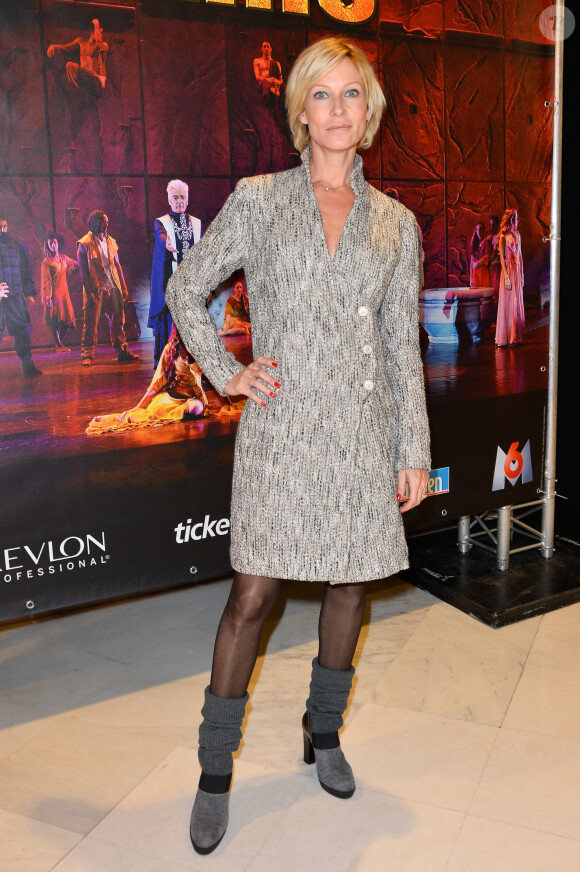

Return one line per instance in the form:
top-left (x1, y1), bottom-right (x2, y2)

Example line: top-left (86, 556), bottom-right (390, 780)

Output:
top-left (302, 712), bottom-right (315, 764)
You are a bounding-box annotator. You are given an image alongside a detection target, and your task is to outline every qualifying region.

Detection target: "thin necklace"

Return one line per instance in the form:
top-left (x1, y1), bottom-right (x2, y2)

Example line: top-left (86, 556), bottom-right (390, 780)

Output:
top-left (312, 179), bottom-right (352, 192)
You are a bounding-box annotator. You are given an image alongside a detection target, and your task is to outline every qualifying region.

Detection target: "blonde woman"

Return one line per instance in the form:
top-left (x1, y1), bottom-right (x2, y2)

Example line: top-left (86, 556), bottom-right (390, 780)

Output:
top-left (167, 37), bottom-right (430, 854)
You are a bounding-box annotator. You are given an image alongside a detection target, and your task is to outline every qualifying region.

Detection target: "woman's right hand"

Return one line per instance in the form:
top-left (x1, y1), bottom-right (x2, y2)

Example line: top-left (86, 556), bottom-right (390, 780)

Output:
top-left (505, 277), bottom-right (512, 291)
top-left (224, 356), bottom-right (280, 407)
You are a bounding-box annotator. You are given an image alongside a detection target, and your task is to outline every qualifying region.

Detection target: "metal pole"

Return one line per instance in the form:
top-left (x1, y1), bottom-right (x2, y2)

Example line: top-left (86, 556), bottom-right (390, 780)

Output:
top-left (496, 506), bottom-right (512, 572)
top-left (541, 1), bottom-right (565, 559)
top-left (457, 515), bottom-right (471, 554)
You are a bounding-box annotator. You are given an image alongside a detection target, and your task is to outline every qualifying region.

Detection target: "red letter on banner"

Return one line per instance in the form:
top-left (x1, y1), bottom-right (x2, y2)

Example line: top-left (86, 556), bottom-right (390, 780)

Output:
top-left (317, 0), bottom-right (375, 24)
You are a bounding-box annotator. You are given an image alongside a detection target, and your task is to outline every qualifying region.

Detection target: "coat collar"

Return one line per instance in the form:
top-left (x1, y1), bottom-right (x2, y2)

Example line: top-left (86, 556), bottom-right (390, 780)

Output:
top-left (299, 146), bottom-right (367, 198)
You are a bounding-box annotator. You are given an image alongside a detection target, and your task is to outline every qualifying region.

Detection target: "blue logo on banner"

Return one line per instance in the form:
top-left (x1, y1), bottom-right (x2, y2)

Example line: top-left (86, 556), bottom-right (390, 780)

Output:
top-left (401, 467), bottom-right (449, 501)
top-left (425, 467), bottom-right (450, 497)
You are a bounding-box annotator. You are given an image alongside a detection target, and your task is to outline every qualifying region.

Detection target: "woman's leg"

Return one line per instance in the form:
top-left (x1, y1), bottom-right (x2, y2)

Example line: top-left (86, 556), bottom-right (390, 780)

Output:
top-left (209, 572), bottom-right (282, 698)
top-left (303, 582), bottom-right (366, 799)
top-left (191, 573), bottom-right (281, 854)
top-left (317, 581), bottom-right (366, 670)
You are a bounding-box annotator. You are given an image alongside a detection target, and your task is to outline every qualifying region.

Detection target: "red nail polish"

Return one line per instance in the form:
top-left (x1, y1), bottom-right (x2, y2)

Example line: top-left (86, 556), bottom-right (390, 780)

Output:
top-left (397, 493), bottom-right (401, 500)
top-left (270, 391), bottom-right (276, 397)
top-left (261, 401), bottom-right (266, 407)
top-left (271, 361), bottom-right (278, 367)
top-left (274, 382), bottom-right (281, 388)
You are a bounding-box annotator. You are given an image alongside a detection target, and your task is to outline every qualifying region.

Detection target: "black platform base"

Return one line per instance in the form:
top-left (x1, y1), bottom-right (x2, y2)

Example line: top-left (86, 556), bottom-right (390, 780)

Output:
top-left (402, 526), bottom-right (580, 628)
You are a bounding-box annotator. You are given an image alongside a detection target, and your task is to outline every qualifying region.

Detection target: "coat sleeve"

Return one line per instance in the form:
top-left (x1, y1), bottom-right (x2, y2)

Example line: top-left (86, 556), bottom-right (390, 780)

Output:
top-left (378, 209), bottom-right (431, 472)
top-left (165, 180), bottom-right (252, 396)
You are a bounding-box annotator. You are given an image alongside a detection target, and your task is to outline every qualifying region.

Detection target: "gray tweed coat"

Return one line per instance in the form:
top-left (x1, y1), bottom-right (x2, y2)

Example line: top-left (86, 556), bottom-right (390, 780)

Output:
top-left (166, 149), bottom-right (431, 583)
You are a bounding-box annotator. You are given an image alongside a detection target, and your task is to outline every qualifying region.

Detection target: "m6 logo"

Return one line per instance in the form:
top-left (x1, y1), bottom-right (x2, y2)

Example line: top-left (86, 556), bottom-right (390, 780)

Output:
top-left (492, 440), bottom-right (533, 491)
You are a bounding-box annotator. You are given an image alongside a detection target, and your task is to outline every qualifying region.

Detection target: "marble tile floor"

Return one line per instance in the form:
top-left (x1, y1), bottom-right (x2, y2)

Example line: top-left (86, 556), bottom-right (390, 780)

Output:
top-left (2, 576), bottom-right (580, 871)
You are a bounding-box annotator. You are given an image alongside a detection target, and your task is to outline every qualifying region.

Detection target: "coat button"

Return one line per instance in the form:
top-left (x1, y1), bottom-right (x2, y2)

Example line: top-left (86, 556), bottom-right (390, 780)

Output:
top-left (358, 306), bottom-right (369, 317)
top-left (363, 380), bottom-right (374, 391)
top-left (362, 344), bottom-right (372, 355)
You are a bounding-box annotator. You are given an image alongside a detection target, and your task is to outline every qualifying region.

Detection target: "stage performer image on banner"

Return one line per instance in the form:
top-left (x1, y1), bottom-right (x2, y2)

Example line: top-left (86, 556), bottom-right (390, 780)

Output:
top-left (253, 41), bottom-right (283, 108)
top-left (86, 325), bottom-right (208, 435)
top-left (149, 180), bottom-right (202, 369)
top-left (47, 19), bottom-right (107, 93)
top-left (0, 217), bottom-right (42, 376)
top-left (41, 233), bottom-right (77, 352)
top-left (486, 214), bottom-right (501, 292)
top-left (219, 279), bottom-right (251, 336)
top-left (495, 208), bottom-right (525, 347)
top-left (77, 210), bottom-right (139, 366)
top-left (166, 37), bottom-right (430, 855)
top-left (469, 222), bottom-right (490, 289)
top-left (46, 19), bottom-right (108, 170)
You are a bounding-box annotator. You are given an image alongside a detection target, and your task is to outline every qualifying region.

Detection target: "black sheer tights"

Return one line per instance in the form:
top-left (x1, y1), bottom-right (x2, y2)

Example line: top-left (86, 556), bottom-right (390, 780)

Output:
top-left (317, 581), bottom-right (366, 671)
top-left (209, 573), bottom-right (366, 698)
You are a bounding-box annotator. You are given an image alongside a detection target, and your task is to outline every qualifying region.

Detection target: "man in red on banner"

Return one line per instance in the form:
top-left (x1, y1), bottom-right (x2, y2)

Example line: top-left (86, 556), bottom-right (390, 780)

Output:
top-left (77, 210), bottom-right (139, 367)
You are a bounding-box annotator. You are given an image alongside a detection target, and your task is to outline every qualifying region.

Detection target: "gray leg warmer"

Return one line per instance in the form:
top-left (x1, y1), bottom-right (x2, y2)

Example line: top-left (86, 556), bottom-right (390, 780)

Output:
top-left (198, 686), bottom-right (249, 776)
top-left (305, 657), bottom-right (355, 735)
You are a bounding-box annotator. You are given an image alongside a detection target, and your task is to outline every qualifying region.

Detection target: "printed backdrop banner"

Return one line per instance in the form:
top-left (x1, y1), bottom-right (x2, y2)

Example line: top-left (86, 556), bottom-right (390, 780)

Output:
top-left (0, 0), bottom-right (554, 623)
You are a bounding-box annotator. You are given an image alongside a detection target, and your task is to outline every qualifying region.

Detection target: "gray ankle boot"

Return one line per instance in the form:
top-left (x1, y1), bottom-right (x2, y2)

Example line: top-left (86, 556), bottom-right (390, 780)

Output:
top-left (190, 687), bottom-right (249, 855)
top-left (303, 658), bottom-right (355, 799)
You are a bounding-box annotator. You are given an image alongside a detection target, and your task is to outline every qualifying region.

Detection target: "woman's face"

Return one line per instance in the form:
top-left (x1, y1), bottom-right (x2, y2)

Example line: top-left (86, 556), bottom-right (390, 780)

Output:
top-left (233, 282), bottom-right (244, 298)
top-left (48, 237), bottom-right (59, 255)
top-left (476, 223), bottom-right (485, 237)
top-left (299, 57), bottom-right (369, 155)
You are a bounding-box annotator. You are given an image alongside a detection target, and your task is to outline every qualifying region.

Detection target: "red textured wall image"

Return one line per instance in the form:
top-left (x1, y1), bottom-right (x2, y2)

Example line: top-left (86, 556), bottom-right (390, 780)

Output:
top-left (140, 12), bottom-right (230, 177)
top-left (1, 0), bottom-right (555, 358)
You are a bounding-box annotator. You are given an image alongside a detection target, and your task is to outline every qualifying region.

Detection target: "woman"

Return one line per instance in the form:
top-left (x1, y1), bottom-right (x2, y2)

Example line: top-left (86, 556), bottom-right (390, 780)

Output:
top-left (495, 208), bottom-right (525, 347)
top-left (219, 279), bottom-right (251, 336)
top-left (469, 222), bottom-right (490, 288)
top-left (40, 233), bottom-right (77, 351)
top-left (86, 326), bottom-right (208, 434)
top-left (166, 37), bottom-right (430, 855)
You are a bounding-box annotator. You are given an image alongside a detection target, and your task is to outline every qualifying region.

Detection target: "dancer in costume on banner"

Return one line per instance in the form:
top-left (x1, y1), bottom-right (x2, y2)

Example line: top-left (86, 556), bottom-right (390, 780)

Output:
top-left (0, 216), bottom-right (42, 376)
top-left (495, 208), bottom-right (525, 347)
top-left (253, 41), bottom-right (283, 107)
top-left (149, 180), bottom-right (202, 369)
top-left (469, 222), bottom-right (490, 288)
top-left (46, 19), bottom-right (108, 169)
top-left (166, 37), bottom-right (430, 855)
top-left (47, 19), bottom-right (108, 94)
top-left (41, 233), bottom-right (77, 352)
top-left (86, 325), bottom-right (209, 435)
top-left (77, 210), bottom-right (140, 366)
top-left (219, 279), bottom-right (251, 336)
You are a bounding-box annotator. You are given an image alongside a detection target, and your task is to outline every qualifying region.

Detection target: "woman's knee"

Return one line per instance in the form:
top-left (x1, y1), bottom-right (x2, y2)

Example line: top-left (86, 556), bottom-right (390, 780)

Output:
top-left (327, 582), bottom-right (366, 610)
top-left (225, 574), bottom-right (279, 626)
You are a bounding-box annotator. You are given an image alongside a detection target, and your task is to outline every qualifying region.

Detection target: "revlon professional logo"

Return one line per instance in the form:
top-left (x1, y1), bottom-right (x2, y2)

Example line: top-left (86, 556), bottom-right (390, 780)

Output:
top-left (2, 532), bottom-right (109, 583)
top-left (401, 467), bottom-right (449, 501)
top-left (492, 441), bottom-right (533, 491)
top-left (175, 515), bottom-right (230, 544)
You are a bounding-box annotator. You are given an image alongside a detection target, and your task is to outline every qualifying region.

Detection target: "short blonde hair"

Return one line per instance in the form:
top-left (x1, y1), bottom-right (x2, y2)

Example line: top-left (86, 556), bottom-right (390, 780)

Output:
top-left (286, 37), bottom-right (385, 153)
